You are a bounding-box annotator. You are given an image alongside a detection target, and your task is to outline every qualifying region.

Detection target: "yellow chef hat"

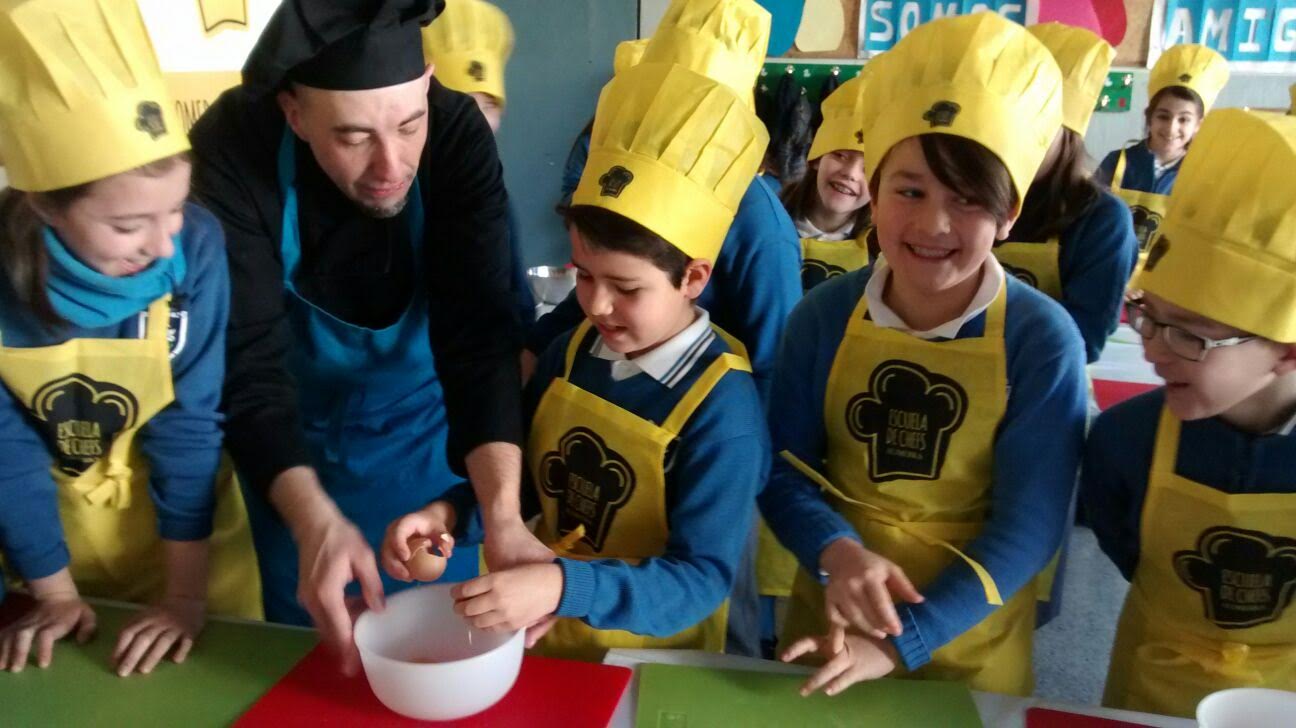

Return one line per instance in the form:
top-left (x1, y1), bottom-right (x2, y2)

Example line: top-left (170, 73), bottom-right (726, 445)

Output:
top-left (614, 39), bottom-right (649, 76)
top-left (573, 62), bottom-right (768, 262)
top-left (860, 12), bottom-right (1063, 207)
top-left (1028, 22), bottom-right (1114, 136)
top-left (641, 0), bottom-right (770, 108)
top-left (422, 0), bottom-right (514, 105)
top-left (0, 0), bottom-right (188, 192)
top-left (1148, 44), bottom-right (1229, 113)
top-left (808, 67), bottom-right (872, 162)
top-left (1135, 110), bottom-right (1296, 342)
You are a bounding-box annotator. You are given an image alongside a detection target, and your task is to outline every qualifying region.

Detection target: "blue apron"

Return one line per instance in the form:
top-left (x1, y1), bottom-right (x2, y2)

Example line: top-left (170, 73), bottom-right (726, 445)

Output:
top-left (242, 128), bottom-right (479, 624)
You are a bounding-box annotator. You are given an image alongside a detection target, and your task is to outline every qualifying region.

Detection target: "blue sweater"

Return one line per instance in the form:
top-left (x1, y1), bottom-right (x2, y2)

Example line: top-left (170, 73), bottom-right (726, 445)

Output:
top-left (758, 267), bottom-right (1088, 670)
top-left (1082, 388), bottom-right (1296, 581)
top-left (0, 203), bottom-right (229, 583)
top-left (530, 176), bottom-right (803, 406)
top-left (1096, 141), bottom-right (1181, 196)
top-left (1012, 189), bottom-right (1138, 363)
top-left (523, 325), bottom-right (770, 637)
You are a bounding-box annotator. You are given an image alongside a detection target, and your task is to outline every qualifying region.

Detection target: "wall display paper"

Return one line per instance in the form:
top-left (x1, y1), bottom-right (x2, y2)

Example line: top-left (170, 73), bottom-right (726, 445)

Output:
top-left (857, 1), bottom-right (1040, 56)
top-left (1149, 0), bottom-right (1296, 72)
top-left (797, 0), bottom-right (848, 50)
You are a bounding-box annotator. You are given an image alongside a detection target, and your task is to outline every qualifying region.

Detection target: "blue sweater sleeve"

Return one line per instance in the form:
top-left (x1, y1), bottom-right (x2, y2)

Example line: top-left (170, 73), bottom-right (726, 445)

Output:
top-left (709, 181), bottom-right (803, 407)
top-left (892, 283), bottom-right (1088, 670)
top-left (0, 382), bottom-right (66, 581)
top-left (554, 370), bottom-right (770, 636)
top-left (757, 273), bottom-right (868, 573)
top-left (1095, 148), bottom-right (1120, 188)
top-left (1058, 191), bottom-right (1139, 363)
top-left (1080, 390), bottom-right (1163, 581)
top-left (559, 130), bottom-right (591, 206)
top-left (137, 204), bottom-right (229, 542)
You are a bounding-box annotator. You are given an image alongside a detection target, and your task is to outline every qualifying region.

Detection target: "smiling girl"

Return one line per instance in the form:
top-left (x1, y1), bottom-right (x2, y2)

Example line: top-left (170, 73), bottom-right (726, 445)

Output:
top-left (0, 0), bottom-right (260, 675)
top-left (1098, 44), bottom-right (1228, 265)
top-left (758, 13), bottom-right (1087, 697)
top-left (780, 72), bottom-right (874, 292)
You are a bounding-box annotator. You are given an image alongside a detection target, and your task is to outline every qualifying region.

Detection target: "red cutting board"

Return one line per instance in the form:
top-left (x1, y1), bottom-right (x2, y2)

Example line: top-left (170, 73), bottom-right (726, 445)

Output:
top-left (1026, 707), bottom-right (1152, 728)
top-left (235, 644), bottom-right (630, 728)
top-left (1093, 380), bottom-right (1157, 412)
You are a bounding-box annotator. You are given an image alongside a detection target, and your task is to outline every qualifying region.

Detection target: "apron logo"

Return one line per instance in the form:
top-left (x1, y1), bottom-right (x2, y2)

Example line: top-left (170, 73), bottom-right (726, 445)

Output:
top-left (467, 61), bottom-right (486, 82)
top-left (599, 166), bottom-right (634, 198)
top-left (539, 427), bottom-right (636, 552)
top-left (30, 375), bottom-right (139, 476)
top-left (845, 360), bottom-right (968, 482)
top-left (1000, 262), bottom-right (1039, 289)
top-left (1129, 205), bottom-right (1163, 251)
top-left (135, 102), bottom-right (167, 140)
top-left (800, 259), bottom-right (848, 291)
top-left (1175, 526), bottom-right (1296, 629)
top-left (1143, 235), bottom-right (1170, 272)
top-left (922, 101), bottom-right (961, 128)
top-left (197, 0), bottom-right (250, 35)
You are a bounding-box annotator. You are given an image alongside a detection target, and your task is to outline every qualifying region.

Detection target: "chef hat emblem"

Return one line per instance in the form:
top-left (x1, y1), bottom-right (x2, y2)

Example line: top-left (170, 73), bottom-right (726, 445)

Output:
top-left (845, 360), bottom-right (969, 482)
top-left (1175, 526), bottom-right (1296, 629)
top-left (922, 100), bottom-right (961, 129)
top-left (598, 165), bottom-right (634, 198)
top-left (1179, 73), bottom-right (1193, 82)
top-left (135, 101), bottom-right (167, 140)
top-left (467, 60), bottom-right (485, 82)
top-left (539, 427), bottom-right (637, 553)
top-left (1129, 205), bottom-right (1163, 251)
top-left (1143, 235), bottom-right (1170, 272)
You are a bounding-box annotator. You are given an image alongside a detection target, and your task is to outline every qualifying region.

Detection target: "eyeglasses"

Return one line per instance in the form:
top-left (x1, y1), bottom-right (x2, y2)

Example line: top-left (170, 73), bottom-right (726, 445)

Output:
top-left (1124, 300), bottom-right (1257, 362)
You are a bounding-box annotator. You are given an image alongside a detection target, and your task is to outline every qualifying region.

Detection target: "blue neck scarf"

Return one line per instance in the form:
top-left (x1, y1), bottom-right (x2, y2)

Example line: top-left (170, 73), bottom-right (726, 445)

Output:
top-left (43, 226), bottom-right (186, 329)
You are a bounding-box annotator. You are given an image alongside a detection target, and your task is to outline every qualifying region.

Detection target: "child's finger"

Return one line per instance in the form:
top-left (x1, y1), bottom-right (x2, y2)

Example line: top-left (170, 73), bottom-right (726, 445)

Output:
top-left (9, 628), bottom-right (34, 672)
top-left (455, 593), bottom-right (496, 618)
top-left (824, 663), bottom-right (868, 696)
top-left (779, 635), bottom-right (822, 663)
top-left (116, 625), bottom-right (164, 676)
top-left (172, 635), bottom-right (194, 664)
top-left (524, 616), bottom-right (557, 648)
top-left (800, 653), bottom-right (849, 697)
top-left (0, 635), bottom-right (11, 670)
top-left (451, 575), bottom-right (492, 601)
top-left (137, 631), bottom-right (179, 674)
top-left (75, 610), bottom-right (97, 643)
top-left (888, 569), bottom-right (925, 604)
top-left (34, 625), bottom-right (60, 668)
top-left (829, 624), bottom-right (846, 656)
top-left (865, 580), bottom-right (902, 635)
top-left (436, 533), bottom-right (455, 559)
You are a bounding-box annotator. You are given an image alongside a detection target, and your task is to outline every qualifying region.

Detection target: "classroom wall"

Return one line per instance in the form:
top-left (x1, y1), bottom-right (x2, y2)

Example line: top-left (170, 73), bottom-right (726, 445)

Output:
top-left (493, 0), bottom-right (639, 268)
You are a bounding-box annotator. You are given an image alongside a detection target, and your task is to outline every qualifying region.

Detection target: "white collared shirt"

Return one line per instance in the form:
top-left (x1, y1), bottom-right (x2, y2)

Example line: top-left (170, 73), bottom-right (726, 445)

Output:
top-left (795, 216), bottom-right (854, 242)
top-left (863, 256), bottom-right (1006, 340)
top-left (590, 307), bottom-right (716, 386)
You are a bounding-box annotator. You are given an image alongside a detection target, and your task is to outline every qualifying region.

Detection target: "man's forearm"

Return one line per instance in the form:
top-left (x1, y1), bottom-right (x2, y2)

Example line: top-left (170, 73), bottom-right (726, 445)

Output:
top-left (464, 441), bottom-right (524, 526)
top-left (267, 465), bottom-right (344, 539)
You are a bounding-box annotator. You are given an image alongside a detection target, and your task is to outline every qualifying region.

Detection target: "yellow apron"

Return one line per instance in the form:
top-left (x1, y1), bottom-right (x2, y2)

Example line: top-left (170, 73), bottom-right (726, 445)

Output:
top-left (1104, 408), bottom-right (1296, 717)
top-left (993, 236), bottom-right (1062, 301)
top-left (800, 232), bottom-right (872, 293)
top-left (781, 283), bottom-right (1039, 696)
top-left (0, 296), bottom-right (262, 619)
top-left (1111, 149), bottom-right (1171, 274)
top-left (530, 320), bottom-right (749, 661)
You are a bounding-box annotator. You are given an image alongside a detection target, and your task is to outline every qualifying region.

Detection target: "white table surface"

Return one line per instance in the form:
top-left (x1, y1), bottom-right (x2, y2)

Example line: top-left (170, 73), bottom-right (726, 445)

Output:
top-left (602, 649), bottom-right (1195, 728)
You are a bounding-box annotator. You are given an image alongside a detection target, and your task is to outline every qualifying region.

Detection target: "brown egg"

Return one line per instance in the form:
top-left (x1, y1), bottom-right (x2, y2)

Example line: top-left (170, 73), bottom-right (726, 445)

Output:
top-left (405, 535), bottom-right (449, 582)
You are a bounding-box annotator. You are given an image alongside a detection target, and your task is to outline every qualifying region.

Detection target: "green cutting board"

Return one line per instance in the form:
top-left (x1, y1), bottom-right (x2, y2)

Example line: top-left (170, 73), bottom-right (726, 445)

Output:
top-left (0, 604), bottom-right (315, 727)
top-left (635, 663), bottom-right (983, 728)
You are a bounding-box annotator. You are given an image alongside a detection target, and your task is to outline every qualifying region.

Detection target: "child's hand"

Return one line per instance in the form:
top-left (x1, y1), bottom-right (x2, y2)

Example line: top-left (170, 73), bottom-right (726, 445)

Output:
top-left (381, 501), bottom-right (457, 582)
top-left (450, 563), bottom-right (563, 632)
top-left (112, 596), bottom-right (205, 677)
top-left (0, 592), bottom-right (96, 672)
top-left (820, 537), bottom-right (923, 639)
top-left (781, 626), bottom-right (898, 696)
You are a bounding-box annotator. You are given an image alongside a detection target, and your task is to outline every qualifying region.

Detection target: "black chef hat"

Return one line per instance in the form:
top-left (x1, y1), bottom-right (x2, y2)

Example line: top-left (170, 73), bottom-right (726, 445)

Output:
top-left (243, 0), bottom-right (444, 97)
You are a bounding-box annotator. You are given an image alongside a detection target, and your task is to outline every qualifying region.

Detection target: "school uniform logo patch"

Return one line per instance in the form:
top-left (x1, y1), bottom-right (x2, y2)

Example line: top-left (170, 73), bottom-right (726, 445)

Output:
top-left (1129, 205), bottom-right (1163, 251)
top-left (1001, 262), bottom-right (1039, 289)
top-left (846, 360), bottom-right (968, 482)
top-left (467, 61), bottom-right (486, 82)
top-left (539, 427), bottom-right (636, 552)
top-left (30, 375), bottom-right (139, 476)
top-left (922, 101), bottom-right (961, 128)
top-left (1175, 526), bottom-right (1296, 629)
top-left (599, 166), bottom-right (634, 198)
top-left (136, 301), bottom-right (189, 360)
top-left (135, 101), bottom-right (167, 140)
top-left (800, 259), bottom-right (848, 291)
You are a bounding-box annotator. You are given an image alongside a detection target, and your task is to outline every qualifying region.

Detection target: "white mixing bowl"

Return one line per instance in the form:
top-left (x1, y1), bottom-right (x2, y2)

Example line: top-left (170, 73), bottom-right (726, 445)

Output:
top-left (1197, 687), bottom-right (1296, 728)
top-left (354, 584), bottom-right (524, 721)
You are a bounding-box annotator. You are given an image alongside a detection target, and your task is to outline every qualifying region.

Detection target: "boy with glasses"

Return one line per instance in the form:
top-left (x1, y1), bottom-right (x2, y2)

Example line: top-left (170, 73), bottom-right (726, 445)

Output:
top-left (1081, 109), bottom-right (1296, 719)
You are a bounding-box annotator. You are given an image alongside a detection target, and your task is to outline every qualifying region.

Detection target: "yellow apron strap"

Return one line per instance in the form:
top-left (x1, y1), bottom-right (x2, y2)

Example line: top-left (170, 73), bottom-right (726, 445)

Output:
top-left (709, 323), bottom-right (750, 361)
top-left (779, 449), bottom-right (1004, 606)
top-left (660, 352), bottom-right (749, 436)
top-left (982, 280), bottom-right (1007, 339)
top-left (1136, 639), bottom-right (1266, 685)
top-left (144, 295), bottom-right (171, 343)
top-left (1112, 149), bottom-right (1129, 193)
top-left (551, 524), bottom-right (587, 554)
top-left (1150, 406), bottom-right (1182, 477)
top-left (564, 320), bottom-right (594, 377)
